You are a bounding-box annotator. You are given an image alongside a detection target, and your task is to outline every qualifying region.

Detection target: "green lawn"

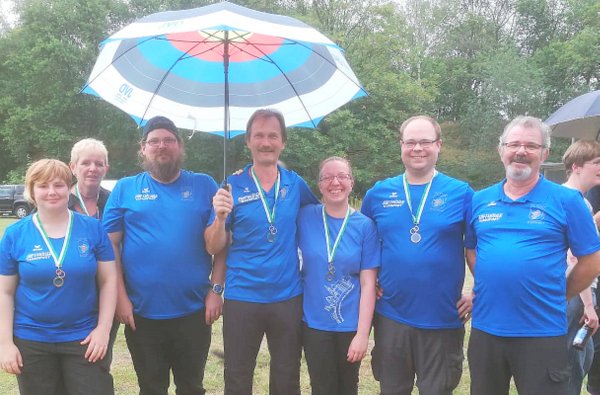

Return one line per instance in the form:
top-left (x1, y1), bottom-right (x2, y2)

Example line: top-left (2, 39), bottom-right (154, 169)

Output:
top-left (0, 217), bottom-right (518, 394)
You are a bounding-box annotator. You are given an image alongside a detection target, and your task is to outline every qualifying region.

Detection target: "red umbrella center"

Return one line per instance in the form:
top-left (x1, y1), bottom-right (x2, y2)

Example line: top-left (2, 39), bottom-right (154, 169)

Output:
top-left (166, 30), bottom-right (284, 62)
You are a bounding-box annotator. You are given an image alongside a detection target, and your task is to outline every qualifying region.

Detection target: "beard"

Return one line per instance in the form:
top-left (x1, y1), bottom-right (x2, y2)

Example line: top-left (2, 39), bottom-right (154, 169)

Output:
top-left (142, 154), bottom-right (182, 182)
top-left (506, 162), bottom-right (533, 181)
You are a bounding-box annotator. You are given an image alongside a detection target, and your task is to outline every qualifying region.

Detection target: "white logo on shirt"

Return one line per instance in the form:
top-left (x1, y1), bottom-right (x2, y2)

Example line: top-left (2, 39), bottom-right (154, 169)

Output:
top-left (324, 275), bottom-right (354, 324)
top-left (528, 207), bottom-right (545, 223)
top-left (478, 213), bottom-right (503, 222)
top-left (382, 199), bottom-right (405, 208)
top-left (238, 192), bottom-right (260, 204)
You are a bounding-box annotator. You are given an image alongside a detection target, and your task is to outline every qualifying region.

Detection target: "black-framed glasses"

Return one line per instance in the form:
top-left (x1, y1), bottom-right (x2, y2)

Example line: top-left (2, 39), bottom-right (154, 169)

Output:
top-left (501, 142), bottom-right (545, 153)
top-left (144, 137), bottom-right (178, 147)
top-left (401, 139), bottom-right (439, 149)
top-left (319, 173), bottom-right (352, 183)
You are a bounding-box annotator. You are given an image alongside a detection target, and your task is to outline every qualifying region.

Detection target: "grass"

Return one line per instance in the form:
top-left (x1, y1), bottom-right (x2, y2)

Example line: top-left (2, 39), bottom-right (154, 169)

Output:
top-left (0, 217), bottom-right (518, 394)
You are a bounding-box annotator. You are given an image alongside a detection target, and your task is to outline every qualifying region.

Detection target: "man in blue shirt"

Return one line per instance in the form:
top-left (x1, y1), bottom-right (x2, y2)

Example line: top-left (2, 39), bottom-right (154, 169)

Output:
top-left (467, 115), bottom-right (600, 395)
top-left (205, 109), bottom-right (318, 395)
top-left (361, 115), bottom-right (474, 395)
top-left (103, 116), bottom-right (224, 395)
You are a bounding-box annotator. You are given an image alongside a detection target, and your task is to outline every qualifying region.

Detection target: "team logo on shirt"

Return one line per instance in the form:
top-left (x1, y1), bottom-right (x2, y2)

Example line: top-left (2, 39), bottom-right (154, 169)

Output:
top-left (382, 199), bottom-right (405, 208)
top-left (77, 239), bottom-right (90, 257)
top-left (238, 192), bottom-right (260, 204)
top-left (26, 246), bottom-right (51, 262)
top-left (181, 186), bottom-right (193, 201)
top-left (135, 187), bottom-right (158, 201)
top-left (390, 192), bottom-right (398, 198)
top-left (243, 187), bottom-right (251, 193)
top-left (478, 213), bottom-right (503, 222)
top-left (487, 201), bottom-right (498, 207)
top-left (528, 205), bottom-right (545, 223)
top-left (430, 193), bottom-right (447, 211)
top-left (279, 187), bottom-right (288, 200)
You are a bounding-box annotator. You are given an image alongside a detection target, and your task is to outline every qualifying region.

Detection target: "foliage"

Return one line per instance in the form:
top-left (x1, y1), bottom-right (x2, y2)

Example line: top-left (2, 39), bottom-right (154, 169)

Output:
top-left (0, 0), bottom-right (598, 192)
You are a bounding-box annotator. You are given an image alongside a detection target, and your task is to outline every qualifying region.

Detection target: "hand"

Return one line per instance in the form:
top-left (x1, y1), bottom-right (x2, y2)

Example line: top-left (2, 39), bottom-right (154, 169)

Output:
top-left (213, 188), bottom-right (233, 221)
top-left (81, 327), bottom-right (110, 363)
top-left (0, 342), bottom-right (22, 375)
top-left (457, 291), bottom-right (473, 323)
top-left (375, 281), bottom-right (383, 300)
top-left (116, 293), bottom-right (136, 331)
top-left (205, 291), bottom-right (223, 325)
top-left (347, 333), bottom-right (369, 363)
top-left (581, 304), bottom-right (599, 334)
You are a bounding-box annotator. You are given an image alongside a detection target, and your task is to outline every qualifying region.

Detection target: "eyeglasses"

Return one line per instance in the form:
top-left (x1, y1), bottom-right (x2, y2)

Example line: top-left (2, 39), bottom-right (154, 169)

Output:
top-left (319, 173), bottom-right (352, 183)
top-left (501, 142), bottom-right (545, 153)
top-left (144, 137), bottom-right (178, 147)
top-left (401, 139), bottom-right (439, 149)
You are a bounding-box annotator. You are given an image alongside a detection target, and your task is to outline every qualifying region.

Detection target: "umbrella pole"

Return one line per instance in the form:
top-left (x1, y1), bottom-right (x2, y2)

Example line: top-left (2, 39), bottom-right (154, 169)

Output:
top-left (223, 31), bottom-right (230, 187)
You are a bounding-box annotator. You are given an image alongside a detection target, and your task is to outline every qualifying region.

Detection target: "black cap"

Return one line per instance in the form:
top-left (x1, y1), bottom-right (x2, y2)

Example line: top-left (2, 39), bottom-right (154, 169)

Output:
top-left (142, 116), bottom-right (179, 139)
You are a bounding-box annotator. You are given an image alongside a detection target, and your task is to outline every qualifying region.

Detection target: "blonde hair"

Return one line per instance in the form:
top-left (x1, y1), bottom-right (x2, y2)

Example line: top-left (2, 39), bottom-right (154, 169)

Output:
top-left (25, 159), bottom-right (72, 205)
top-left (70, 138), bottom-right (109, 166)
top-left (318, 156), bottom-right (353, 179)
top-left (562, 140), bottom-right (600, 176)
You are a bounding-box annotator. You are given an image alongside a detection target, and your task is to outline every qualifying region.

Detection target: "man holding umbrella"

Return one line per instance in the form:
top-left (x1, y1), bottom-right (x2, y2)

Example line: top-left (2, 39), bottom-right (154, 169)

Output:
top-left (205, 108), bottom-right (318, 395)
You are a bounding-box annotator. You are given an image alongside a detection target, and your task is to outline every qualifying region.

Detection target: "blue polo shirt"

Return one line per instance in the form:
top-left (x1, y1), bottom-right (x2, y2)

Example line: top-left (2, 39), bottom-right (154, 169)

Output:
top-left (0, 212), bottom-right (114, 342)
top-left (209, 164), bottom-right (318, 303)
top-left (362, 172), bottom-right (473, 329)
top-left (298, 204), bottom-right (380, 332)
top-left (103, 170), bottom-right (218, 319)
top-left (468, 176), bottom-right (600, 337)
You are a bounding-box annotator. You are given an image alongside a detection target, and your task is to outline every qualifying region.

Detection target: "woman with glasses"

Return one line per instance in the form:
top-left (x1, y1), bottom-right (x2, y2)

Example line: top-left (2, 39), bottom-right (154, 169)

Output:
top-left (0, 159), bottom-right (117, 394)
top-left (297, 156), bottom-right (380, 395)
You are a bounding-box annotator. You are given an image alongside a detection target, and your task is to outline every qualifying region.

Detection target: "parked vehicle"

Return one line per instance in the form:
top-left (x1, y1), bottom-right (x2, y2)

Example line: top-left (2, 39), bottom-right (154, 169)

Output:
top-left (0, 185), bottom-right (33, 218)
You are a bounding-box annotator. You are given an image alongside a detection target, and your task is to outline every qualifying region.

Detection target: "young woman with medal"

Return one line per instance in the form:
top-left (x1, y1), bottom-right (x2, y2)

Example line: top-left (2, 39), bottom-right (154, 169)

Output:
top-left (69, 138), bottom-right (111, 219)
top-left (0, 159), bottom-right (117, 394)
top-left (297, 157), bottom-right (380, 395)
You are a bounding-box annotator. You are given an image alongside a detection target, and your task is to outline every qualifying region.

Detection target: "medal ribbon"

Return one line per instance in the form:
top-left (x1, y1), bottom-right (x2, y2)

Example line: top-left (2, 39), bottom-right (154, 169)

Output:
top-left (75, 183), bottom-right (99, 217)
top-left (402, 170), bottom-right (437, 228)
top-left (322, 205), bottom-right (351, 264)
top-left (250, 167), bottom-right (280, 227)
top-left (33, 210), bottom-right (73, 271)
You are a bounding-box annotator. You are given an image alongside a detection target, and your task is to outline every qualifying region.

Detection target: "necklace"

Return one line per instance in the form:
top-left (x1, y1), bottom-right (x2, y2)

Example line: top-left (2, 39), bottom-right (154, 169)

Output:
top-left (402, 170), bottom-right (437, 243)
top-left (322, 205), bottom-right (351, 281)
top-left (250, 167), bottom-right (280, 243)
top-left (32, 211), bottom-right (73, 287)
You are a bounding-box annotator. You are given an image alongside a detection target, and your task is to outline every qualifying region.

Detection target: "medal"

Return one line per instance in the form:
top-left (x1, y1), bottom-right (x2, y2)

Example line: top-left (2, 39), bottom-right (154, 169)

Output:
top-left (267, 225), bottom-right (278, 243)
top-left (33, 211), bottom-right (73, 288)
top-left (402, 170), bottom-right (436, 244)
top-left (322, 206), bottom-right (351, 282)
top-left (250, 167), bottom-right (280, 244)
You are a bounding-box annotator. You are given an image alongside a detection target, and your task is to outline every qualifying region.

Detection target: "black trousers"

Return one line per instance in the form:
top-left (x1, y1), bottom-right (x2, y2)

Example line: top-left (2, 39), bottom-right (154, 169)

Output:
top-left (223, 295), bottom-right (302, 395)
top-left (124, 310), bottom-right (211, 395)
top-left (14, 337), bottom-right (113, 395)
top-left (302, 323), bottom-right (360, 395)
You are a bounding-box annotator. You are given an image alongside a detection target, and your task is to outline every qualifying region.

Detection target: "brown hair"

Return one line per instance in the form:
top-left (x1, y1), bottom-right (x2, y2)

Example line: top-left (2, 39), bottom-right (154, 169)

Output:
top-left (25, 159), bottom-right (72, 205)
top-left (562, 140), bottom-right (600, 176)
top-left (245, 109), bottom-right (287, 142)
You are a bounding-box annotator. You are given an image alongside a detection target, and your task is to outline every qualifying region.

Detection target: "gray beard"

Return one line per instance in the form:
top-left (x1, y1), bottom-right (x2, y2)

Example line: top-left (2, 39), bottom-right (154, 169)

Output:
top-left (506, 164), bottom-right (532, 181)
top-left (143, 157), bottom-right (181, 182)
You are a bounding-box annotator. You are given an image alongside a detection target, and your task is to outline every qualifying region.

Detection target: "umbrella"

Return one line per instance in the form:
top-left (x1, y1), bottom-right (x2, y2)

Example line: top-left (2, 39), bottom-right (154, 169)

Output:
top-left (82, 1), bottom-right (367, 177)
top-left (545, 90), bottom-right (600, 140)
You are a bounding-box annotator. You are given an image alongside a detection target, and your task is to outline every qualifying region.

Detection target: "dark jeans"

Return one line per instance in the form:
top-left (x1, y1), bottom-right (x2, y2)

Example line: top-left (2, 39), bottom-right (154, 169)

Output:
top-left (302, 323), bottom-right (360, 395)
top-left (588, 286), bottom-right (600, 394)
top-left (468, 328), bottom-right (569, 395)
top-left (223, 295), bottom-right (302, 395)
top-left (124, 310), bottom-right (211, 395)
top-left (14, 337), bottom-right (114, 395)
top-left (371, 314), bottom-right (464, 395)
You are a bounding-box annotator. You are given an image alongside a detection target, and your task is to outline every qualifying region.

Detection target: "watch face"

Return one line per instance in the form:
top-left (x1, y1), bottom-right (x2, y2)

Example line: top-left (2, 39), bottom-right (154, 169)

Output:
top-left (212, 284), bottom-right (224, 295)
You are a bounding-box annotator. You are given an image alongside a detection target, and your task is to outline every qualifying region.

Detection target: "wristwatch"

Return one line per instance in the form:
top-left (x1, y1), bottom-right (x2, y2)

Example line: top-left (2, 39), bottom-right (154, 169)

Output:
top-left (211, 283), bottom-right (224, 295)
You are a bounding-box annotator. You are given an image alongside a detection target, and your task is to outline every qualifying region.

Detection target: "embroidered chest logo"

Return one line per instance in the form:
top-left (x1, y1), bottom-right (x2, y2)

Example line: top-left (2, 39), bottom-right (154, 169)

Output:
top-left (430, 193), bottom-right (447, 211)
top-left (528, 206), bottom-right (545, 223)
top-left (181, 187), bottom-right (193, 201)
top-left (78, 239), bottom-right (90, 257)
top-left (135, 187), bottom-right (158, 201)
top-left (382, 191), bottom-right (404, 208)
top-left (238, 192), bottom-right (260, 204)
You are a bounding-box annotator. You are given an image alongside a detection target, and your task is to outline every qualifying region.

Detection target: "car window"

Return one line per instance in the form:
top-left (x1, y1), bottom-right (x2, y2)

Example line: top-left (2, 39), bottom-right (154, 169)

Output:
top-left (0, 186), bottom-right (12, 198)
